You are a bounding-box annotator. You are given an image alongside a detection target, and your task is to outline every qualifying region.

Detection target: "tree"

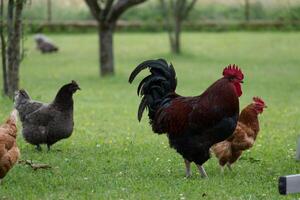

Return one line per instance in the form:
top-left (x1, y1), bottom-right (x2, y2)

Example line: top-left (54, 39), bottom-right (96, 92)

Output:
top-left (160, 0), bottom-right (197, 54)
top-left (84, 0), bottom-right (147, 76)
top-left (0, 0), bottom-right (25, 98)
top-left (47, 0), bottom-right (52, 23)
top-left (245, 0), bottom-right (250, 22)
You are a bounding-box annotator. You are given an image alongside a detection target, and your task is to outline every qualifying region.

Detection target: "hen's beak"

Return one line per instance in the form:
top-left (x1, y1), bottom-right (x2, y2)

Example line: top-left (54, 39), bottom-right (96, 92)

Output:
top-left (77, 86), bottom-right (81, 90)
top-left (264, 105), bottom-right (268, 108)
top-left (240, 80), bottom-right (244, 83)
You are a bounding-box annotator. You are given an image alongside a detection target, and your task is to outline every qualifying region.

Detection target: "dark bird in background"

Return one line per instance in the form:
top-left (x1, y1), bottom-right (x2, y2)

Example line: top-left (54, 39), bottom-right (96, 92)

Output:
top-left (212, 97), bottom-right (266, 171)
top-left (14, 81), bottom-right (80, 151)
top-left (0, 110), bottom-right (20, 183)
top-left (129, 59), bottom-right (244, 178)
top-left (34, 34), bottom-right (59, 53)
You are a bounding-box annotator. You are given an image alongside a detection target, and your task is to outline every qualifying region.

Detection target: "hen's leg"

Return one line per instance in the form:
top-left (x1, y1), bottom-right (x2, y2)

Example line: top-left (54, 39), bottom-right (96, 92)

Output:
top-left (227, 164), bottom-right (232, 171)
top-left (197, 165), bottom-right (208, 178)
top-left (184, 159), bottom-right (191, 177)
top-left (220, 166), bottom-right (225, 174)
top-left (36, 144), bottom-right (42, 151)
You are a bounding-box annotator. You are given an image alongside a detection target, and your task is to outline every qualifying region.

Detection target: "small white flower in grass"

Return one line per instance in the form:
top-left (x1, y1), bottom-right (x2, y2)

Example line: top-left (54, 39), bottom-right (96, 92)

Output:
top-left (156, 157), bottom-right (160, 161)
top-left (167, 169), bottom-right (171, 173)
top-left (84, 177), bottom-right (88, 180)
top-left (168, 159), bottom-right (171, 162)
top-left (179, 194), bottom-right (185, 200)
top-left (96, 144), bottom-right (101, 148)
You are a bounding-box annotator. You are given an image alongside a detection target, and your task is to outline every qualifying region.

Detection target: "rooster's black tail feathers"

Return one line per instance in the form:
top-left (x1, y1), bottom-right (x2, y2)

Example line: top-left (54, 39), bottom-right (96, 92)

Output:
top-left (129, 59), bottom-right (177, 121)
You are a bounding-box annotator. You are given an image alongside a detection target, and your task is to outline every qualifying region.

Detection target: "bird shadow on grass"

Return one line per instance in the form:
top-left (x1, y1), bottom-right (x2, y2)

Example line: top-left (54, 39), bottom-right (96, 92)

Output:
top-left (239, 156), bottom-right (262, 163)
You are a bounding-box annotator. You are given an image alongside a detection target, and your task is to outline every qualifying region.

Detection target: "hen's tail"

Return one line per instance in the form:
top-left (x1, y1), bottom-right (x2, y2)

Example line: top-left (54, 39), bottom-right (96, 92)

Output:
top-left (6, 109), bottom-right (18, 125)
top-left (211, 141), bottom-right (232, 162)
top-left (129, 59), bottom-right (177, 121)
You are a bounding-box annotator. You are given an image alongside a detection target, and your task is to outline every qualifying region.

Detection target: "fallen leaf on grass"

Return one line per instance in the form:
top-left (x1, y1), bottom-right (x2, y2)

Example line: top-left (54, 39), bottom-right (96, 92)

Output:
top-left (18, 160), bottom-right (51, 171)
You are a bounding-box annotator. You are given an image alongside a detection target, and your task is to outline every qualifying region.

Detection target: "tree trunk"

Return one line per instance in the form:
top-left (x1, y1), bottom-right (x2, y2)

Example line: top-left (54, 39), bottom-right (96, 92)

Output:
top-left (172, 16), bottom-right (181, 54)
top-left (6, 0), bottom-right (23, 98)
top-left (245, 0), bottom-right (250, 22)
top-left (47, 0), bottom-right (52, 23)
top-left (98, 23), bottom-right (114, 76)
top-left (6, 0), bottom-right (15, 98)
top-left (0, 0), bottom-right (8, 94)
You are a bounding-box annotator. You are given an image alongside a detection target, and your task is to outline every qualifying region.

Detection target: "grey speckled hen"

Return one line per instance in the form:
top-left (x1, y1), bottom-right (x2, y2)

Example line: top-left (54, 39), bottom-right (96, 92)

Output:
top-left (14, 81), bottom-right (80, 151)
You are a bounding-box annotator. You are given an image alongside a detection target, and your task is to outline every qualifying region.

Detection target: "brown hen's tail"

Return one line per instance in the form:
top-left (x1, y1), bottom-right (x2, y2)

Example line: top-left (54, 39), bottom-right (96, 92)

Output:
top-left (4, 109), bottom-right (18, 138)
top-left (6, 109), bottom-right (18, 125)
top-left (211, 141), bottom-right (232, 161)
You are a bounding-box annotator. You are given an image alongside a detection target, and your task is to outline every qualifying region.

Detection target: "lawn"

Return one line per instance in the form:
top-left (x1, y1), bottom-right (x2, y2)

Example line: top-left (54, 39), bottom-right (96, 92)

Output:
top-left (0, 32), bottom-right (300, 199)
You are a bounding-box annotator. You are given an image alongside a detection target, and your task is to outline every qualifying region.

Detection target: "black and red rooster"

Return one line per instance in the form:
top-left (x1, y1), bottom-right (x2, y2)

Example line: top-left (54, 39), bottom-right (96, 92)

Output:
top-left (129, 59), bottom-right (244, 178)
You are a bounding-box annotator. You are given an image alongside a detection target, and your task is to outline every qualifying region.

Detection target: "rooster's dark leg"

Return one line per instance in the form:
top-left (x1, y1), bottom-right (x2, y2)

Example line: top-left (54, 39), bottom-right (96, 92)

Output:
top-left (36, 145), bottom-right (42, 151)
top-left (197, 165), bottom-right (208, 178)
top-left (184, 159), bottom-right (191, 177)
top-left (47, 144), bottom-right (51, 151)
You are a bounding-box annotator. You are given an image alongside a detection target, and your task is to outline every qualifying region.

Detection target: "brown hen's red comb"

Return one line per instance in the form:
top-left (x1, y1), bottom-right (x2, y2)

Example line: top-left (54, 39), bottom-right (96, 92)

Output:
top-left (222, 64), bottom-right (244, 80)
top-left (253, 96), bottom-right (265, 106)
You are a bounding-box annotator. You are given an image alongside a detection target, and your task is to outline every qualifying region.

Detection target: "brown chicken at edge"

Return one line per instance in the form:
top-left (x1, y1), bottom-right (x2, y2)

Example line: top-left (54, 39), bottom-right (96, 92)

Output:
top-left (0, 109), bottom-right (20, 182)
top-left (211, 97), bottom-right (267, 171)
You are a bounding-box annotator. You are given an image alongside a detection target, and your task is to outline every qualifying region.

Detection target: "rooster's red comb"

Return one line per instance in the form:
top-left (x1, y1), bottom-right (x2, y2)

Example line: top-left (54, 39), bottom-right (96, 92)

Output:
top-left (253, 96), bottom-right (265, 106)
top-left (222, 64), bottom-right (244, 80)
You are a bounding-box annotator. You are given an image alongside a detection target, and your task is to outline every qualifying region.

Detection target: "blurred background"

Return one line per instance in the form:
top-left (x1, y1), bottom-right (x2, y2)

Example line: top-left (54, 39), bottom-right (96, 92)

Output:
top-left (22, 0), bottom-right (300, 32)
top-left (0, 0), bottom-right (300, 199)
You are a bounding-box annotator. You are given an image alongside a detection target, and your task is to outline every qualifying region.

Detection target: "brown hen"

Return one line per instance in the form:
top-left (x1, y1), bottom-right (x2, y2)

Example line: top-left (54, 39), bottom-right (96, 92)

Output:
top-left (212, 97), bottom-right (266, 171)
top-left (0, 110), bottom-right (20, 182)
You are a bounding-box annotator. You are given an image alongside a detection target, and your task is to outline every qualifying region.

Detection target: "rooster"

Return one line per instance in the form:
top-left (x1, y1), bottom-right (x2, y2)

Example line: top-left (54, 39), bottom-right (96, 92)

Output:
top-left (129, 59), bottom-right (244, 178)
top-left (211, 97), bottom-right (267, 171)
top-left (0, 110), bottom-right (20, 183)
top-left (15, 81), bottom-right (80, 151)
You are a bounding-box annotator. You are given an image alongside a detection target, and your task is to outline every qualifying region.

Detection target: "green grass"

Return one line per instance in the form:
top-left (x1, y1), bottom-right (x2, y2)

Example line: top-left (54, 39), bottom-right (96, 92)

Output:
top-left (0, 32), bottom-right (300, 199)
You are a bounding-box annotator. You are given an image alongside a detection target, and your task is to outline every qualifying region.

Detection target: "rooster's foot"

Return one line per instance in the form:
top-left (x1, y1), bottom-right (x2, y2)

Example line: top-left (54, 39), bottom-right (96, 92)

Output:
top-left (47, 144), bottom-right (51, 152)
top-left (184, 159), bottom-right (192, 178)
top-left (36, 145), bottom-right (42, 151)
top-left (197, 165), bottom-right (208, 178)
